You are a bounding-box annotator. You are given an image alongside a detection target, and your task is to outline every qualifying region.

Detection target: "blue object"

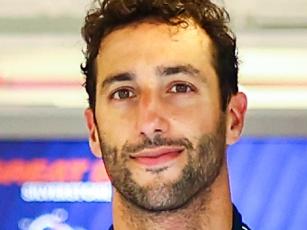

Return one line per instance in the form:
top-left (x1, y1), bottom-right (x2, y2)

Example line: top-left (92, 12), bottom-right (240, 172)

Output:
top-left (0, 137), bottom-right (306, 230)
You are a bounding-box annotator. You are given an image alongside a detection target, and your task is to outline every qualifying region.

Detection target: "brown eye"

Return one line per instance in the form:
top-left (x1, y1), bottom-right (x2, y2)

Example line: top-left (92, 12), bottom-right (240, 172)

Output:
top-left (169, 83), bottom-right (193, 93)
top-left (112, 88), bottom-right (135, 100)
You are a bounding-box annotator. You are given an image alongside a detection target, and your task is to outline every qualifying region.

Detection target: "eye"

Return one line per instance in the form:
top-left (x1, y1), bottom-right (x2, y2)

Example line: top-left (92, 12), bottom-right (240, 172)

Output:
top-left (111, 88), bottom-right (136, 100)
top-left (168, 83), bottom-right (195, 94)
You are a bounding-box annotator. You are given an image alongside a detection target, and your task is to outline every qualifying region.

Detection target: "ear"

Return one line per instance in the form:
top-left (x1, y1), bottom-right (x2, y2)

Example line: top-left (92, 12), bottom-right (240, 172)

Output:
top-left (226, 92), bottom-right (247, 145)
top-left (84, 108), bottom-right (102, 158)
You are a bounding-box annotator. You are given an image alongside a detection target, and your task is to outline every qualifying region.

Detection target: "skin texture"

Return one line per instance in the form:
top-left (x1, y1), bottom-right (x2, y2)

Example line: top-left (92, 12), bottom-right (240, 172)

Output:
top-left (85, 20), bottom-right (247, 230)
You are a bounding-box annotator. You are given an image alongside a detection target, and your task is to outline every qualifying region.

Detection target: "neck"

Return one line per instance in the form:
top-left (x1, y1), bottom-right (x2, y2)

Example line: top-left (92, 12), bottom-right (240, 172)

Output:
top-left (112, 161), bottom-right (233, 230)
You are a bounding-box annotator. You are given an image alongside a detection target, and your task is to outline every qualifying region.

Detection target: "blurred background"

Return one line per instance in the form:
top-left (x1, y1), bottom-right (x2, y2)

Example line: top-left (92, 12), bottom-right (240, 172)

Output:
top-left (0, 0), bottom-right (306, 229)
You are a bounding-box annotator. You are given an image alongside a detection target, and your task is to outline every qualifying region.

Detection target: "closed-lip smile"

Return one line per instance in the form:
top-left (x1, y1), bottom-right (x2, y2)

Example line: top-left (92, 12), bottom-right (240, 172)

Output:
top-left (130, 146), bottom-right (184, 166)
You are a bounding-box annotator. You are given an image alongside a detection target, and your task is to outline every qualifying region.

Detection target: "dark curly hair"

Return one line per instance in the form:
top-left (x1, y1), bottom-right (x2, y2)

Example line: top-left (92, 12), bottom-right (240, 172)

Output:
top-left (81, 0), bottom-right (238, 111)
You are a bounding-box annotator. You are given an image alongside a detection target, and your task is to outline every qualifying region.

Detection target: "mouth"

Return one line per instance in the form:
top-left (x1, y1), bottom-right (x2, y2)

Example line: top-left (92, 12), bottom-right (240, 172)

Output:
top-left (130, 146), bottom-right (184, 167)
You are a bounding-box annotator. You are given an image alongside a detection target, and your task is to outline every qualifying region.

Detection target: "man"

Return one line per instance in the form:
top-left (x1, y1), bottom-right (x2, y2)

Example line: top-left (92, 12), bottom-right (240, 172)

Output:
top-left (82, 0), bottom-right (249, 229)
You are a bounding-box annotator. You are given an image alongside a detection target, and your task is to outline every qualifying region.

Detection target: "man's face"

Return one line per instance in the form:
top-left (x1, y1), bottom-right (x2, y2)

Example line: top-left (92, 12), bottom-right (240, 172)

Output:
top-left (93, 21), bottom-right (227, 211)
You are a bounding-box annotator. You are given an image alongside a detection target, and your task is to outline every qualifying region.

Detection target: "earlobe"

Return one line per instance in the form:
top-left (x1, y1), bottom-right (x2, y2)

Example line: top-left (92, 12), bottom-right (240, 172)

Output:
top-left (225, 92), bottom-right (247, 145)
top-left (84, 108), bottom-right (102, 158)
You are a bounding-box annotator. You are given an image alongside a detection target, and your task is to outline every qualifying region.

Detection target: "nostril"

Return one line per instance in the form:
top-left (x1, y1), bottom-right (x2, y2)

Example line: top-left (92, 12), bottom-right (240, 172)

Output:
top-left (137, 111), bottom-right (169, 139)
top-left (140, 128), bottom-right (163, 141)
top-left (140, 129), bottom-right (162, 135)
top-left (154, 128), bottom-right (163, 133)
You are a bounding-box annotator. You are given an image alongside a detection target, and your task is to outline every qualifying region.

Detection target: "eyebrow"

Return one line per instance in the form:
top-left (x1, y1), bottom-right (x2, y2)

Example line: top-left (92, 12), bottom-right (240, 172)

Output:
top-left (101, 72), bottom-right (135, 89)
top-left (100, 64), bottom-right (202, 90)
top-left (157, 64), bottom-right (200, 77)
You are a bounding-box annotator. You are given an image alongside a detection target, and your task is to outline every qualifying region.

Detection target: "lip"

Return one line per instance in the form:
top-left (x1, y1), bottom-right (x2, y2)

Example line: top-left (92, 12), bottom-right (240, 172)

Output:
top-left (130, 146), bottom-right (184, 167)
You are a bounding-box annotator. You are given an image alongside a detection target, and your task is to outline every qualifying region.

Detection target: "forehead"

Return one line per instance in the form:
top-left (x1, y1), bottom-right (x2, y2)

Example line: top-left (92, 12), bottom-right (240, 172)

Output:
top-left (96, 20), bottom-right (215, 80)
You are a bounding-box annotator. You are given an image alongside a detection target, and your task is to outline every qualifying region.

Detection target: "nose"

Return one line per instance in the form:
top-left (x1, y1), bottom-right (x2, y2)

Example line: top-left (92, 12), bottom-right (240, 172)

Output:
top-left (136, 93), bottom-right (169, 139)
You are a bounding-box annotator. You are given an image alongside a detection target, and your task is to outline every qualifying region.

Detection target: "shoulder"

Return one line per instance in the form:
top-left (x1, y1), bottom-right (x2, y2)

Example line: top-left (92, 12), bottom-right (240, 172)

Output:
top-left (232, 204), bottom-right (251, 230)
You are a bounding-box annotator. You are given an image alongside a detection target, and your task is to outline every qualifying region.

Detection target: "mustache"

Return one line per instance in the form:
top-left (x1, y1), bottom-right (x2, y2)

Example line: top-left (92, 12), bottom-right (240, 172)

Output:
top-left (122, 135), bottom-right (194, 154)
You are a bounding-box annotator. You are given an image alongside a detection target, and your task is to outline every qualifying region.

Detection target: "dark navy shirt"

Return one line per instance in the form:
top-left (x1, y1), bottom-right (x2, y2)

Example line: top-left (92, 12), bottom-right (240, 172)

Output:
top-left (109, 205), bottom-right (250, 230)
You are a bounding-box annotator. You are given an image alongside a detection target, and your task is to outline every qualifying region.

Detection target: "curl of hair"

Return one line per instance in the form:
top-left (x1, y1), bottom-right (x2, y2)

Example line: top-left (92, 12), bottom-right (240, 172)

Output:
top-left (81, 0), bottom-right (238, 111)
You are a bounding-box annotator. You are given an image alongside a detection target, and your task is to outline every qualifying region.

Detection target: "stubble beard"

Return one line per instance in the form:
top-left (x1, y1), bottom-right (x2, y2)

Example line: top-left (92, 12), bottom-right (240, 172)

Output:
top-left (97, 116), bottom-right (226, 212)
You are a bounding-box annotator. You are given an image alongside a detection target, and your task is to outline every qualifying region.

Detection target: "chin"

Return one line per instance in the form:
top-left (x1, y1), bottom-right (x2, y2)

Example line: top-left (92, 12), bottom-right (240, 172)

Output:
top-left (131, 164), bottom-right (186, 189)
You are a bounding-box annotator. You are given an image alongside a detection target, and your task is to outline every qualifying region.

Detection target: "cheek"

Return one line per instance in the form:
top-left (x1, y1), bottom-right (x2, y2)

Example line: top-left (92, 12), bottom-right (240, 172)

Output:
top-left (96, 106), bottom-right (135, 147)
top-left (166, 102), bottom-right (219, 140)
